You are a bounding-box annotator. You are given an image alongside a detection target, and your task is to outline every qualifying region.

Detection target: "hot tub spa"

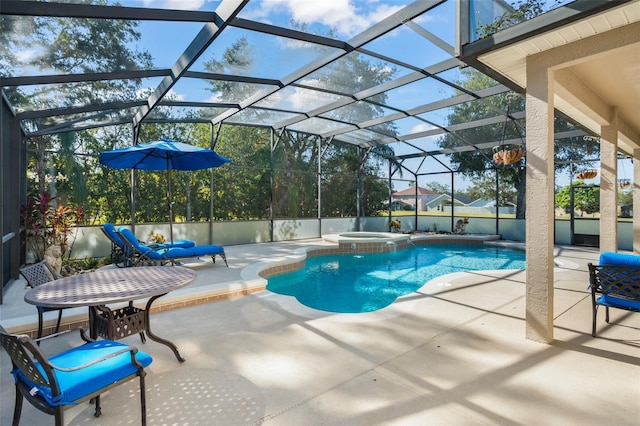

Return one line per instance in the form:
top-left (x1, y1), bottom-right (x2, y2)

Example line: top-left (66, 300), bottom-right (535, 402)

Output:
top-left (322, 232), bottom-right (411, 253)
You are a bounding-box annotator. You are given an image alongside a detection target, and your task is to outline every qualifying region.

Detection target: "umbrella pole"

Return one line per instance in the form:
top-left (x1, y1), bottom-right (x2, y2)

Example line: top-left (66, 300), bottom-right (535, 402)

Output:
top-left (167, 167), bottom-right (174, 245)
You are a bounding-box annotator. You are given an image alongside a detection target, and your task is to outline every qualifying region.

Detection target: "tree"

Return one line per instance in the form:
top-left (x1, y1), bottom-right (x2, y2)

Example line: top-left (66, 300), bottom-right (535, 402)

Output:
top-left (437, 69), bottom-right (527, 217)
top-left (619, 187), bottom-right (633, 207)
top-left (438, 68), bottom-right (599, 219)
top-left (15, 0), bottom-right (154, 226)
top-left (424, 181), bottom-right (451, 194)
top-left (32, 0), bottom-right (152, 108)
top-left (555, 181), bottom-right (600, 217)
top-left (203, 32), bottom-right (401, 219)
top-left (212, 125), bottom-right (272, 220)
top-left (464, 172), bottom-right (516, 206)
top-left (476, 0), bottom-right (547, 38)
top-left (321, 141), bottom-right (391, 217)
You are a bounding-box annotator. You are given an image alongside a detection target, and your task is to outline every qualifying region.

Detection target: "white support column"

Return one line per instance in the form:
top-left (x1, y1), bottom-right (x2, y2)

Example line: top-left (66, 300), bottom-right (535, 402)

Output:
top-left (634, 148), bottom-right (640, 254)
top-left (525, 55), bottom-right (555, 343)
top-left (600, 122), bottom-right (618, 252)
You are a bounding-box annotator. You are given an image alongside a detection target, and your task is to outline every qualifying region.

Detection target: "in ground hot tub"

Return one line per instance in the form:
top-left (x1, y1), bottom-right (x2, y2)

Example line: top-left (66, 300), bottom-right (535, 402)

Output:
top-left (322, 232), bottom-right (411, 253)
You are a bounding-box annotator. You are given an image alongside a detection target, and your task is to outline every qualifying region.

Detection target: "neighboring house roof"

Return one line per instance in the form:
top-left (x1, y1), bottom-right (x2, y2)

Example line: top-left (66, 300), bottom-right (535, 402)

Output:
top-left (469, 199), bottom-right (516, 208)
top-left (452, 194), bottom-right (474, 205)
top-left (426, 194), bottom-right (470, 207)
top-left (390, 200), bottom-right (412, 206)
top-left (392, 187), bottom-right (438, 197)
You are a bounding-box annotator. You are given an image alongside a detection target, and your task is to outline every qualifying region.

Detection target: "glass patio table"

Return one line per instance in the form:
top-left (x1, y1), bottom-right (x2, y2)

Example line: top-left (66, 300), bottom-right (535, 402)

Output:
top-left (24, 266), bottom-right (196, 362)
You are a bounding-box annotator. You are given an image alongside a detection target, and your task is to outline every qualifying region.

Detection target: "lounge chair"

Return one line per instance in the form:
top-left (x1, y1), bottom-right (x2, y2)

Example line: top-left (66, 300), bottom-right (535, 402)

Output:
top-left (101, 223), bottom-right (195, 267)
top-left (117, 227), bottom-right (228, 267)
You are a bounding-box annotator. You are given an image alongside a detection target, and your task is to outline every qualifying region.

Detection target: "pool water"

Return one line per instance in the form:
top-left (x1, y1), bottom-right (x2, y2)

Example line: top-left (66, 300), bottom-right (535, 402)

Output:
top-left (267, 244), bottom-right (525, 313)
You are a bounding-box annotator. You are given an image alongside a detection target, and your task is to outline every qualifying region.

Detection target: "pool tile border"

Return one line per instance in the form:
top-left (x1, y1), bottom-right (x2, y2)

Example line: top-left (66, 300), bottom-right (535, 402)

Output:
top-left (258, 234), bottom-right (501, 279)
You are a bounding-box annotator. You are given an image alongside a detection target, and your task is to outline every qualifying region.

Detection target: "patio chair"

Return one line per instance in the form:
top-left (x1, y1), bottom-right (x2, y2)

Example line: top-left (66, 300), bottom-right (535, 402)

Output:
top-left (101, 223), bottom-right (195, 267)
top-left (19, 261), bottom-right (66, 341)
top-left (588, 251), bottom-right (640, 337)
top-left (118, 227), bottom-right (228, 267)
top-left (0, 326), bottom-right (152, 426)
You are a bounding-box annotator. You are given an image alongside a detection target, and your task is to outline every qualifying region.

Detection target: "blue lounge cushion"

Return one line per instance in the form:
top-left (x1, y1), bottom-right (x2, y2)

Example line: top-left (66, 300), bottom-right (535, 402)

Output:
top-left (13, 340), bottom-right (152, 406)
top-left (155, 245), bottom-right (225, 258)
top-left (599, 252), bottom-right (640, 266)
top-left (112, 226), bottom-right (194, 249)
top-left (156, 240), bottom-right (195, 249)
top-left (119, 228), bottom-right (223, 261)
top-left (103, 223), bottom-right (126, 247)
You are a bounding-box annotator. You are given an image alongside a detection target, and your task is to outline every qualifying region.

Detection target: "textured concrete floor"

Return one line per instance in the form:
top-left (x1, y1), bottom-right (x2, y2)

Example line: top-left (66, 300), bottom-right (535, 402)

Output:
top-left (1, 241), bottom-right (638, 425)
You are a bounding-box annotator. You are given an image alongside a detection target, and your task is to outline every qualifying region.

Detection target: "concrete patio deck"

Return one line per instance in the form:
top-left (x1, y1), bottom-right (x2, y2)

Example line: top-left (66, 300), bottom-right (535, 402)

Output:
top-left (1, 241), bottom-right (638, 425)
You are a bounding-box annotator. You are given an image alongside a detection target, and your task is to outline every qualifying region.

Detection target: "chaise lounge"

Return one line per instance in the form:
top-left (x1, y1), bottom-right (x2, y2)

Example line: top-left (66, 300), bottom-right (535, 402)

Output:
top-left (117, 227), bottom-right (228, 267)
top-left (101, 223), bottom-right (195, 267)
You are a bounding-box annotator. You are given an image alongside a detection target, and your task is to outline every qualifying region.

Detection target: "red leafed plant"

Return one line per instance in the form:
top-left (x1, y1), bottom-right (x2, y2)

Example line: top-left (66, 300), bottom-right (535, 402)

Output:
top-left (20, 193), bottom-right (85, 262)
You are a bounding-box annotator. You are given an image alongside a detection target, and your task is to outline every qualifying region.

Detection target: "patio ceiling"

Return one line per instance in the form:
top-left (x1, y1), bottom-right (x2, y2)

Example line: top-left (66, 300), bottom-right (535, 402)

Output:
top-left (2, 0), bottom-right (632, 175)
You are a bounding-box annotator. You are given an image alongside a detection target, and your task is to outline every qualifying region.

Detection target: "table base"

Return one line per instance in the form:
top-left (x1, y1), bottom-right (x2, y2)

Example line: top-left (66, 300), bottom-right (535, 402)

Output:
top-left (89, 294), bottom-right (185, 362)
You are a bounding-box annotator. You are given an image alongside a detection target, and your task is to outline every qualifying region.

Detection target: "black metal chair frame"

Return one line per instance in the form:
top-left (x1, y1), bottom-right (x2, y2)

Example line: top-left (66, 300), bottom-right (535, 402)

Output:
top-left (19, 261), bottom-right (65, 341)
top-left (0, 326), bottom-right (148, 426)
top-left (588, 262), bottom-right (640, 337)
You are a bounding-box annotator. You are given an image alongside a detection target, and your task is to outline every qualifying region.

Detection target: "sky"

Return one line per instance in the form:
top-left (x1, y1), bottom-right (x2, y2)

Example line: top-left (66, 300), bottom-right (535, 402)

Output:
top-left (99, 1), bottom-right (639, 191)
top-left (11, 0), bottom-right (631, 193)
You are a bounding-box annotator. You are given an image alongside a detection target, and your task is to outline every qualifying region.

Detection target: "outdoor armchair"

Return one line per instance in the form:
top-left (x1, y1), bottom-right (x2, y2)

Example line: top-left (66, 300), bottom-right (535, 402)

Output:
top-left (588, 251), bottom-right (640, 337)
top-left (117, 227), bottom-right (228, 267)
top-left (19, 261), bottom-right (65, 341)
top-left (0, 326), bottom-right (152, 426)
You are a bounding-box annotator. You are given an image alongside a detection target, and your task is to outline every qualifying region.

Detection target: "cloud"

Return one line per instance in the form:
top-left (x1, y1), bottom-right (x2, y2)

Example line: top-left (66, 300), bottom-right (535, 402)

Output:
top-left (247, 0), bottom-right (404, 38)
top-left (141, 0), bottom-right (206, 10)
top-left (409, 122), bottom-right (437, 134)
top-left (15, 49), bottom-right (37, 62)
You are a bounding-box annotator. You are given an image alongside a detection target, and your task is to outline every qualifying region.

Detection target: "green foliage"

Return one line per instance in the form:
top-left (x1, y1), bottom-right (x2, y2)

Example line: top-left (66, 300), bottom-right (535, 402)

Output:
top-left (618, 187), bottom-right (633, 206)
top-left (464, 172), bottom-right (517, 206)
top-left (20, 193), bottom-right (85, 261)
top-left (4, 0), bottom-right (151, 110)
top-left (555, 182), bottom-right (600, 216)
top-left (17, 6), bottom-right (403, 231)
top-left (438, 68), bottom-right (601, 219)
top-left (71, 256), bottom-right (103, 271)
top-left (424, 181), bottom-right (450, 194)
top-left (476, 0), bottom-right (548, 38)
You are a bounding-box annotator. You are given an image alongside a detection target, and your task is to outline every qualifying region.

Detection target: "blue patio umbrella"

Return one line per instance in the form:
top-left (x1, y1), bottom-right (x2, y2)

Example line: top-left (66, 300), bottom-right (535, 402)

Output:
top-left (100, 138), bottom-right (230, 243)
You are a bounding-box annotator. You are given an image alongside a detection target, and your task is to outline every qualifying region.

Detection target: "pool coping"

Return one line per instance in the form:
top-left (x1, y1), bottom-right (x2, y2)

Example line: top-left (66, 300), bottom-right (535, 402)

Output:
top-left (4, 234), bottom-right (510, 336)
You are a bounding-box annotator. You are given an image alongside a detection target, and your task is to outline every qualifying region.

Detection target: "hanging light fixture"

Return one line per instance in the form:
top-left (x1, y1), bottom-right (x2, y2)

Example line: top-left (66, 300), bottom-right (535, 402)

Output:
top-left (575, 169), bottom-right (598, 180)
top-left (618, 178), bottom-right (631, 189)
top-left (493, 94), bottom-right (524, 167)
top-left (617, 155), bottom-right (632, 189)
top-left (574, 136), bottom-right (599, 180)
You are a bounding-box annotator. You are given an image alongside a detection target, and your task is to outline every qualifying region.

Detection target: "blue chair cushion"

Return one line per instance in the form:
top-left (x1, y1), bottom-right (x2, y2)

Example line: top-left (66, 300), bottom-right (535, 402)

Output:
top-left (13, 340), bottom-right (152, 406)
top-left (599, 252), bottom-right (640, 266)
top-left (597, 294), bottom-right (640, 311)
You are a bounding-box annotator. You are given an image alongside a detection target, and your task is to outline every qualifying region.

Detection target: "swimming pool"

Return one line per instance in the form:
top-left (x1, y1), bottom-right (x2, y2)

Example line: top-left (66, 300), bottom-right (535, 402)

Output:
top-left (266, 244), bottom-right (525, 313)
